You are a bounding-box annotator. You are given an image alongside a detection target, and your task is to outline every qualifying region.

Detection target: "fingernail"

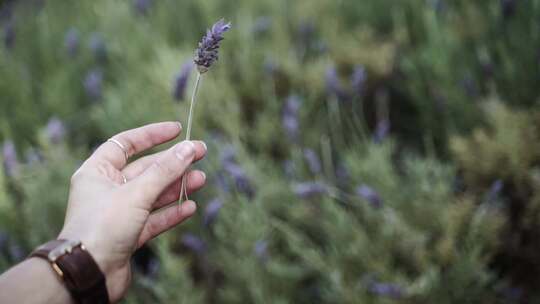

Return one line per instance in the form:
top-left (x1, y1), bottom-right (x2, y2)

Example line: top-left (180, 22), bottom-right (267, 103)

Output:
top-left (177, 122), bottom-right (183, 130)
top-left (175, 141), bottom-right (195, 159)
top-left (200, 171), bottom-right (206, 180)
top-left (198, 141), bottom-right (207, 151)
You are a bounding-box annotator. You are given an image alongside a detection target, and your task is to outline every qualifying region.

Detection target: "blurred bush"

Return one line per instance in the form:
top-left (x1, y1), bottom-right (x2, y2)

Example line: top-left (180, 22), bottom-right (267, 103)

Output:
top-left (0, 0), bottom-right (539, 302)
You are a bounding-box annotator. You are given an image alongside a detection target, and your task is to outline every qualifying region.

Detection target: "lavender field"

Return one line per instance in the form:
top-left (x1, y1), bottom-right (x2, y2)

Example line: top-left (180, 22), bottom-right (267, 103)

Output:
top-left (1, 0), bottom-right (539, 303)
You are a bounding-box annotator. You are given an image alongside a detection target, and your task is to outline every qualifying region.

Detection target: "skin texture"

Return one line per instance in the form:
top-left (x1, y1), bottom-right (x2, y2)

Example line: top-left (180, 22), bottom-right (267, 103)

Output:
top-left (0, 121), bottom-right (207, 303)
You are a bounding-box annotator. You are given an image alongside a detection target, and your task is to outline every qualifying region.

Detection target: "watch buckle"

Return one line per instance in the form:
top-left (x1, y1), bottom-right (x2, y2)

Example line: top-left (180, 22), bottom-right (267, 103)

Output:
top-left (47, 240), bottom-right (82, 278)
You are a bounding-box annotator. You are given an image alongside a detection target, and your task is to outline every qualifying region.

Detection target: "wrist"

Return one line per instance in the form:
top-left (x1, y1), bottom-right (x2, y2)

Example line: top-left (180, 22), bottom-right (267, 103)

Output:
top-left (30, 238), bottom-right (111, 303)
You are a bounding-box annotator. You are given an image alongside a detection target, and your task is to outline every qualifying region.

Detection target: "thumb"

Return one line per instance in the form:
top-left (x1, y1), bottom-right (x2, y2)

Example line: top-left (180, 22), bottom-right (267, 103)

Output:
top-left (124, 140), bottom-right (196, 208)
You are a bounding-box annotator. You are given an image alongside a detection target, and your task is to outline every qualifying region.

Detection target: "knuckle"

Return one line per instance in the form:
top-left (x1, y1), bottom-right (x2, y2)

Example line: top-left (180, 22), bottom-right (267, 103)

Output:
top-left (112, 135), bottom-right (135, 157)
top-left (151, 160), bottom-right (177, 178)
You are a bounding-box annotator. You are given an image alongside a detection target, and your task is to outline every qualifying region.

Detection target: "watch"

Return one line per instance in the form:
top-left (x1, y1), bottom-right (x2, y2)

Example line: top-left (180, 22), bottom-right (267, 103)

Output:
top-left (29, 239), bottom-right (110, 304)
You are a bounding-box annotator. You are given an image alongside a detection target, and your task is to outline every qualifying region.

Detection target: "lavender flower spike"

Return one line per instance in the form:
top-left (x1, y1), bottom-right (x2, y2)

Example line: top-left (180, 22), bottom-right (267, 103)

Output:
top-left (172, 61), bottom-right (193, 101)
top-left (178, 19), bottom-right (231, 204)
top-left (194, 19), bottom-right (231, 73)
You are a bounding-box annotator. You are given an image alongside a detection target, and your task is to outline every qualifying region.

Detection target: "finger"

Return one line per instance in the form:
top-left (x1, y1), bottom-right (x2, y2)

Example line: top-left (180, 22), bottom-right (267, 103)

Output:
top-left (153, 170), bottom-right (206, 210)
top-left (122, 140), bottom-right (207, 180)
top-left (89, 121), bottom-right (182, 170)
top-left (137, 200), bottom-right (197, 248)
top-left (124, 140), bottom-right (196, 208)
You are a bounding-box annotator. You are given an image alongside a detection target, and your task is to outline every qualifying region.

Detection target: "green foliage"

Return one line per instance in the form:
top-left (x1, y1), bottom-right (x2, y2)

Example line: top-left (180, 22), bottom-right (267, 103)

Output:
top-left (0, 0), bottom-right (538, 302)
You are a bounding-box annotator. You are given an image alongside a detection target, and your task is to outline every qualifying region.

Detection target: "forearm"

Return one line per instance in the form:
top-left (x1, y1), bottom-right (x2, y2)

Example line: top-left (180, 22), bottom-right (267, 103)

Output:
top-left (0, 258), bottom-right (73, 304)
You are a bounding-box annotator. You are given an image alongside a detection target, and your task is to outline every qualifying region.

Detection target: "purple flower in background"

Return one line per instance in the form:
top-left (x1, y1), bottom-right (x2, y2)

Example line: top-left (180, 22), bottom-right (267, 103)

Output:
top-left (194, 19), bottom-right (231, 73)
top-left (297, 20), bottom-right (315, 51)
top-left (254, 240), bottom-right (269, 262)
top-left (335, 163), bottom-right (350, 185)
top-left (3, 22), bottom-right (14, 49)
top-left (8, 243), bottom-right (24, 262)
top-left (293, 182), bottom-right (328, 199)
top-left (368, 282), bottom-right (404, 299)
top-left (351, 65), bottom-right (367, 97)
top-left (64, 28), bottom-right (79, 57)
top-left (428, 0), bottom-right (446, 13)
top-left (282, 95), bottom-right (301, 140)
top-left (172, 61), bottom-right (193, 101)
top-left (486, 179), bottom-right (504, 203)
top-left (215, 171), bottom-right (231, 193)
top-left (325, 66), bottom-right (348, 101)
top-left (84, 69), bottom-right (103, 101)
top-left (303, 148), bottom-right (322, 175)
top-left (2, 140), bottom-right (19, 177)
top-left (181, 233), bottom-right (207, 254)
top-left (133, 0), bottom-right (153, 15)
top-left (501, 0), bottom-right (517, 19)
top-left (203, 198), bottom-right (223, 227)
top-left (220, 145), bottom-right (237, 165)
top-left (45, 117), bottom-right (67, 144)
top-left (224, 162), bottom-right (254, 198)
top-left (89, 33), bottom-right (107, 63)
top-left (373, 119), bottom-right (390, 144)
top-left (356, 184), bottom-right (382, 208)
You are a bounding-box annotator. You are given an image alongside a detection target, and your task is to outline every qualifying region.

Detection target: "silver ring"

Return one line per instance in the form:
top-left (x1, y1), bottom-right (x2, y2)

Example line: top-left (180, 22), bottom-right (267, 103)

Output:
top-left (121, 174), bottom-right (127, 184)
top-left (107, 138), bottom-right (129, 163)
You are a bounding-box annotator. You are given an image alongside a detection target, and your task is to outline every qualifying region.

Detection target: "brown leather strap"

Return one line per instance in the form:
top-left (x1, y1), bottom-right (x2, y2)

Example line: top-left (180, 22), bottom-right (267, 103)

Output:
top-left (30, 239), bottom-right (110, 304)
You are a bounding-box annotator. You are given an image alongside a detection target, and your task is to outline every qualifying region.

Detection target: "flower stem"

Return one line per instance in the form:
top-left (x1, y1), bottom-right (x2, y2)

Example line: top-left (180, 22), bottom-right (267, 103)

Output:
top-left (179, 72), bottom-right (202, 204)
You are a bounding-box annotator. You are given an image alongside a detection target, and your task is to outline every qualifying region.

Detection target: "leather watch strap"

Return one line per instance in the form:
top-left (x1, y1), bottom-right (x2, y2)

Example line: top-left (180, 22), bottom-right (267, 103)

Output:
top-left (30, 239), bottom-right (110, 304)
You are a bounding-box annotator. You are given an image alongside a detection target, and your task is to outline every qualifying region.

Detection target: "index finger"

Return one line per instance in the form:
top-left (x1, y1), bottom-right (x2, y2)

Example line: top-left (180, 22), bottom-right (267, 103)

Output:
top-left (89, 121), bottom-right (182, 170)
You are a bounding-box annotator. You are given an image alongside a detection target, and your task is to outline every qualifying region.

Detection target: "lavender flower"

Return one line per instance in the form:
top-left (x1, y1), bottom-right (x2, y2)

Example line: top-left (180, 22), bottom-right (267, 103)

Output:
top-left (220, 145), bottom-right (237, 165)
top-left (293, 182), bottom-right (328, 199)
top-left (215, 171), bottom-right (231, 193)
top-left (373, 119), bottom-right (390, 144)
top-left (501, 0), bottom-right (517, 19)
top-left (203, 198), bottom-right (223, 227)
top-left (486, 179), bottom-right (504, 204)
top-left (282, 95), bottom-right (301, 140)
top-left (194, 19), bottom-right (231, 73)
top-left (3, 22), bottom-right (14, 49)
top-left (45, 117), bottom-right (67, 144)
top-left (64, 28), bottom-right (80, 57)
top-left (133, 0), bottom-right (153, 15)
top-left (178, 20), bottom-right (231, 203)
top-left (83, 69), bottom-right (103, 101)
top-left (356, 184), bottom-right (382, 208)
top-left (303, 148), bottom-right (322, 175)
top-left (325, 66), bottom-right (348, 101)
top-left (2, 140), bottom-right (18, 177)
top-left (368, 282), bottom-right (404, 299)
top-left (335, 163), bottom-right (350, 185)
top-left (89, 33), bottom-right (107, 63)
top-left (351, 65), bottom-right (367, 97)
top-left (224, 162), bottom-right (254, 198)
top-left (428, 0), bottom-right (446, 13)
top-left (253, 240), bottom-right (269, 262)
top-left (180, 233), bottom-right (207, 254)
top-left (172, 61), bottom-right (193, 101)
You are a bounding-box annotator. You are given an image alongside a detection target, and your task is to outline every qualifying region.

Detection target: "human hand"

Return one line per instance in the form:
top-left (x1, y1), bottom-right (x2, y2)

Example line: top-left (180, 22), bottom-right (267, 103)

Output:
top-left (57, 122), bottom-right (207, 302)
